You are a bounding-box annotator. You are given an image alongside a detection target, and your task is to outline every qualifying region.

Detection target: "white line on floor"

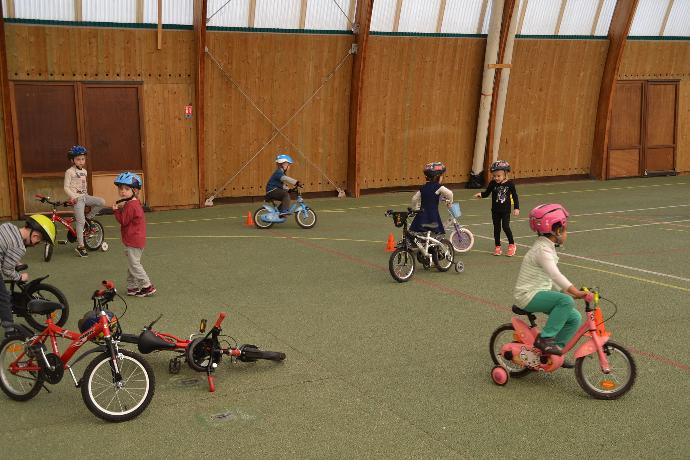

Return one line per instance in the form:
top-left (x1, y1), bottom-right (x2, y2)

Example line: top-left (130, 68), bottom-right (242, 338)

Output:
top-left (472, 233), bottom-right (690, 284)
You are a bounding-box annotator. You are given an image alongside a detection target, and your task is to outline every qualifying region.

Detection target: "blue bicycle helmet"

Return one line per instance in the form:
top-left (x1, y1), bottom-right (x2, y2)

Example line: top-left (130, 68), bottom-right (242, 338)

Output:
top-left (68, 145), bottom-right (88, 159)
top-left (114, 172), bottom-right (143, 189)
top-left (77, 309), bottom-right (118, 334)
top-left (275, 154), bottom-right (294, 164)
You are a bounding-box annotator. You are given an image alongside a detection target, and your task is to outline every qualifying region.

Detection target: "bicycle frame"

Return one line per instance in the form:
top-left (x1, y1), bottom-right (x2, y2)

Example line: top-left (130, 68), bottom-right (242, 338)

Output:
top-left (8, 310), bottom-right (118, 384)
top-left (509, 301), bottom-right (611, 373)
top-left (262, 193), bottom-right (309, 217)
top-left (401, 224), bottom-right (444, 261)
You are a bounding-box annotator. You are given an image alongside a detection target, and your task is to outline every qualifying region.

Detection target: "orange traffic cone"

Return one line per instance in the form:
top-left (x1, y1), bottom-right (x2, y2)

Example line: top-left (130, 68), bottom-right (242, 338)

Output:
top-left (594, 307), bottom-right (609, 337)
top-left (385, 233), bottom-right (396, 252)
top-left (245, 211), bottom-right (254, 227)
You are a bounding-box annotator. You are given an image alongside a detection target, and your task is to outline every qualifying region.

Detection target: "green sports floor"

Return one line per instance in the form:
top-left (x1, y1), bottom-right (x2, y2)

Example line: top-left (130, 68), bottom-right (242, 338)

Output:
top-left (1, 176), bottom-right (689, 458)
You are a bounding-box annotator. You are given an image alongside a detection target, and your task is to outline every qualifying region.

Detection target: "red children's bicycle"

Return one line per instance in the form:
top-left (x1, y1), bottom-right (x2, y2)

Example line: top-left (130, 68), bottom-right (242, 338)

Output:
top-left (34, 194), bottom-right (107, 261)
top-left (120, 313), bottom-right (286, 393)
top-left (0, 281), bottom-right (155, 422)
top-left (489, 289), bottom-right (636, 399)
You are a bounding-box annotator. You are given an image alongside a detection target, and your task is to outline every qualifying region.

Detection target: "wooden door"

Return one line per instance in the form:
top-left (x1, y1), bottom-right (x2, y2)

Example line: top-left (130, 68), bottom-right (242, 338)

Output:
top-left (12, 82), bottom-right (80, 213)
top-left (644, 81), bottom-right (677, 174)
top-left (608, 81), bottom-right (643, 178)
top-left (81, 84), bottom-right (144, 201)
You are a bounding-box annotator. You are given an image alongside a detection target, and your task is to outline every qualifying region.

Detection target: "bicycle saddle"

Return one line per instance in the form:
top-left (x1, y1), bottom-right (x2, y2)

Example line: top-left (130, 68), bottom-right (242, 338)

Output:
top-left (137, 329), bottom-right (177, 354)
top-left (27, 299), bottom-right (63, 315)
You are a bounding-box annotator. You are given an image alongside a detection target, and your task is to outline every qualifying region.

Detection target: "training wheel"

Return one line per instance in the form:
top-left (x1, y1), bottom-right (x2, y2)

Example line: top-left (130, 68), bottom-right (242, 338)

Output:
top-left (101, 241), bottom-right (109, 251)
top-left (455, 261), bottom-right (464, 273)
top-left (491, 365), bottom-right (509, 386)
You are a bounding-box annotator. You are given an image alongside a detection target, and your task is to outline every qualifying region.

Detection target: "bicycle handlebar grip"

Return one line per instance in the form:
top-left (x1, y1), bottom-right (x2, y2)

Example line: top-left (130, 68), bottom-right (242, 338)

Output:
top-left (214, 312), bottom-right (227, 329)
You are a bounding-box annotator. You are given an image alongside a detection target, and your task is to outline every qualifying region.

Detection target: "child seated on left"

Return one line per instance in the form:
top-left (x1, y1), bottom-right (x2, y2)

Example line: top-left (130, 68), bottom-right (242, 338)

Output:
top-left (410, 162), bottom-right (454, 234)
top-left (64, 145), bottom-right (105, 258)
top-left (1, 215), bottom-right (56, 338)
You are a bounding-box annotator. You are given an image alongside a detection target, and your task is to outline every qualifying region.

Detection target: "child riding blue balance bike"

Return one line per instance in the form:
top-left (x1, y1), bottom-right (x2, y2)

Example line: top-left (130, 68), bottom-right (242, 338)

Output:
top-left (254, 155), bottom-right (317, 229)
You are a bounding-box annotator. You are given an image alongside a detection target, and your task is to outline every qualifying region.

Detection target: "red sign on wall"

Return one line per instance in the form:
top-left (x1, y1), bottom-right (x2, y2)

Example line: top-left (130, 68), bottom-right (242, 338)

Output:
top-left (184, 105), bottom-right (193, 119)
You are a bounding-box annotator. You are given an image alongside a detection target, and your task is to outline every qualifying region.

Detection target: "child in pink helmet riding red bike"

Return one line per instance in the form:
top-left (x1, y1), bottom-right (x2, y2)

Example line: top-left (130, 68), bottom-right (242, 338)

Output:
top-left (513, 204), bottom-right (593, 355)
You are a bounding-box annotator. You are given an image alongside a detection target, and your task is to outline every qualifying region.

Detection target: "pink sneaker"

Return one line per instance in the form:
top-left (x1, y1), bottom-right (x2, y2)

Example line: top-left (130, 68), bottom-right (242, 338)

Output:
top-left (506, 244), bottom-right (517, 257)
top-left (493, 246), bottom-right (502, 256)
top-left (127, 288), bottom-right (139, 296)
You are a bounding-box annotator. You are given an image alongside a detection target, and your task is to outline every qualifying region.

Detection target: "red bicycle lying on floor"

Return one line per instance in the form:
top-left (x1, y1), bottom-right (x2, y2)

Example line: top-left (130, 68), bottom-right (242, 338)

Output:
top-left (120, 313), bottom-right (286, 392)
top-left (0, 281), bottom-right (155, 422)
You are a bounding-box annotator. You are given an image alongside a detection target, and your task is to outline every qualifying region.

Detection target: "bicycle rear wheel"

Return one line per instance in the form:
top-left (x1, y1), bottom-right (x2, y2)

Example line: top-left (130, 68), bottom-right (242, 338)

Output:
top-left (254, 208), bottom-right (274, 229)
top-left (0, 338), bottom-right (44, 401)
top-left (23, 283), bottom-right (70, 331)
top-left (432, 238), bottom-right (454, 272)
top-left (84, 219), bottom-right (104, 250)
top-left (489, 324), bottom-right (531, 378)
top-left (43, 243), bottom-right (53, 262)
top-left (81, 349), bottom-right (155, 422)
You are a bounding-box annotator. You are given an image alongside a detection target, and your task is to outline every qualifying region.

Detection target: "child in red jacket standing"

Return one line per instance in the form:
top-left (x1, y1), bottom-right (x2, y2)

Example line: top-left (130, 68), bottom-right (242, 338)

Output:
top-left (112, 172), bottom-right (156, 297)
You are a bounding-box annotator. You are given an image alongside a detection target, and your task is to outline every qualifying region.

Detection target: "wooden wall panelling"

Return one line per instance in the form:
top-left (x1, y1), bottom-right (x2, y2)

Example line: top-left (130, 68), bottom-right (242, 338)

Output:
top-left (619, 41), bottom-right (690, 173)
top-left (347, 0), bottom-right (373, 197)
top-left (0, 9), bottom-right (17, 219)
top-left (608, 148), bottom-right (640, 178)
top-left (4, 25), bottom-right (197, 208)
top-left (143, 83), bottom-right (198, 207)
top-left (0, 105), bottom-right (11, 218)
top-left (499, 39), bottom-right (608, 178)
top-left (590, 0), bottom-right (639, 180)
top-left (644, 81), bottom-right (677, 173)
top-left (204, 32), bottom-right (351, 198)
top-left (678, 80), bottom-right (690, 172)
top-left (359, 37), bottom-right (485, 189)
top-left (608, 81), bottom-right (643, 177)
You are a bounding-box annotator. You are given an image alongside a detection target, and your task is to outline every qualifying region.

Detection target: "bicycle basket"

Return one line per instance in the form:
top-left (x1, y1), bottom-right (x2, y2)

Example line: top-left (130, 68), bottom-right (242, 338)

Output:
top-left (449, 202), bottom-right (461, 219)
top-left (391, 212), bottom-right (409, 227)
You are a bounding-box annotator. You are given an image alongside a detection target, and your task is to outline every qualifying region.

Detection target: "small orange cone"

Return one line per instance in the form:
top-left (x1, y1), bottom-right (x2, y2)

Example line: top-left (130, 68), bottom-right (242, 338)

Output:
top-left (245, 211), bottom-right (254, 227)
top-left (594, 307), bottom-right (609, 337)
top-left (385, 233), bottom-right (396, 252)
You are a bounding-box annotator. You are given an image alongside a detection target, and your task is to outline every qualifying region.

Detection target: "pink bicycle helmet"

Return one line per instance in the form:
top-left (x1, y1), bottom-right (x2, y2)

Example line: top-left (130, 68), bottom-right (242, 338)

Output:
top-left (529, 204), bottom-right (569, 235)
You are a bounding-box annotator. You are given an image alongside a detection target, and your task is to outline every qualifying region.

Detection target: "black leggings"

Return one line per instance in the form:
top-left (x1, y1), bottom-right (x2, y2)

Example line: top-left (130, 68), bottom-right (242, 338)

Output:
top-left (492, 211), bottom-right (514, 246)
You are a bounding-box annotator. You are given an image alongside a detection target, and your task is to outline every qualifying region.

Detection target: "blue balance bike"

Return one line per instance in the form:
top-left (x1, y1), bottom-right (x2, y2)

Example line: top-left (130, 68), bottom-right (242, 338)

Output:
top-left (253, 186), bottom-right (317, 229)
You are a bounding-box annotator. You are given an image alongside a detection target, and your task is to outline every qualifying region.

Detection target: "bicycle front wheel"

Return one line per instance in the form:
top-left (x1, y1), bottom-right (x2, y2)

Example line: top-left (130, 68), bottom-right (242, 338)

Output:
top-left (84, 219), bottom-right (104, 250)
top-left (450, 227), bottom-right (474, 253)
top-left (295, 208), bottom-right (317, 229)
top-left (432, 238), bottom-right (454, 272)
top-left (574, 340), bottom-right (636, 400)
top-left (389, 248), bottom-right (415, 282)
top-left (81, 349), bottom-right (155, 422)
top-left (0, 338), bottom-right (44, 401)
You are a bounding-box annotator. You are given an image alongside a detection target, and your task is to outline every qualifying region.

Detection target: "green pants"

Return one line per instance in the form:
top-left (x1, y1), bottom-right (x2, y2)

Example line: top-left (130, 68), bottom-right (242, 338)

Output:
top-left (524, 291), bottom-right (581, 347)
